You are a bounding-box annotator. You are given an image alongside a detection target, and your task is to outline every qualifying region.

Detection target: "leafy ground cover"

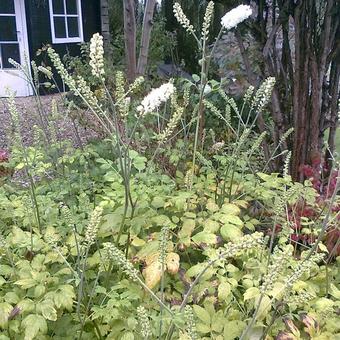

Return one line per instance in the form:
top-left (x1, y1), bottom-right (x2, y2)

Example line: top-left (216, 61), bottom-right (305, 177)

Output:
top-left (0, 3), bottom-right (339, 340)
top-left (0, 129), bottom-right (339, 340)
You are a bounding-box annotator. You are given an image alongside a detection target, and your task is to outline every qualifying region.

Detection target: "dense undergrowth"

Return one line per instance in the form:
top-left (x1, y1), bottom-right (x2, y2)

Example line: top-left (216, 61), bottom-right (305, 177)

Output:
top-left (1, 3), bottom-right (340, 340)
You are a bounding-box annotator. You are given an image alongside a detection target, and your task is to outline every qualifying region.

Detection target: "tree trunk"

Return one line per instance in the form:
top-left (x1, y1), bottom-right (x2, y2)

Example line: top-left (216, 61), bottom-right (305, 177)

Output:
top-left (137, 0), bottom-right (157, 76)
top-left (251, 0), bottom-right (339, 181)
top-left (100, 0), bottom-right (111, 53)
top-left (325, 62), bottom-right (340, 171)
top-left (123, 0), bottom-right (137, 82)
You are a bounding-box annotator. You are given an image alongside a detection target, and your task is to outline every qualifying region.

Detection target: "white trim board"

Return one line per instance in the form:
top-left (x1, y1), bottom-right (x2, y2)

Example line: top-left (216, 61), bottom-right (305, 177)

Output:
top-left (0, 0), bottom-right (33, 97)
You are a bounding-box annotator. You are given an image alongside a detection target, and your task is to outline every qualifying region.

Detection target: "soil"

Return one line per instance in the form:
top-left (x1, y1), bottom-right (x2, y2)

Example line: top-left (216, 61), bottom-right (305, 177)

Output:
top-left (0, 94), bottom-right (99, 151)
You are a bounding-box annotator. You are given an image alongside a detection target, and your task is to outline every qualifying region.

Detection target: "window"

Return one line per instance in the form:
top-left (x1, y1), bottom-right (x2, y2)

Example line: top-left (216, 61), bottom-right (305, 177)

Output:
top-left (49, 0), bottom-right (83, 43)
top-left (0, 0), bottom-right (20, 69)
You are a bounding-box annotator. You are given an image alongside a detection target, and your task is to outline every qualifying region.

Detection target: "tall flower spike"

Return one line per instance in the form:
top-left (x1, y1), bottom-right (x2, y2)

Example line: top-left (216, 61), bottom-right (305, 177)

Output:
top-left (38, 66), bottom-right (53, 79)
top-left (159, 226), bottom-right (169, 266)
top-left (202, 1), bottom-right (215, 40)
top-left (89, 33), bottom-right (105, 80)
top-left (221, 4), bottom-right (252, 30)
top-left (137, 306), bottom-right (152, 339)
top-left (252, 77), bottom-right (276, 111)
top-left (283, 151), bottom-right (292, 178)
top-left (173, 3), bottom-right (195, 34)
top-left (156, 106), bottom-right (184, 143)
top-left (137, 82), bottom-right (175, 116)
top-left (244, 85), bottom-right (255, 103)
top-left (260, 245), bottom-right (292, 293)
top-left (102, 243), bottom-right (139, 281)
top-left (184, 306), bottom-right (198, 340)
top-left (85, 206), bottom-right (103, 246)
top-left (48, 47), bottom-right (77, 91)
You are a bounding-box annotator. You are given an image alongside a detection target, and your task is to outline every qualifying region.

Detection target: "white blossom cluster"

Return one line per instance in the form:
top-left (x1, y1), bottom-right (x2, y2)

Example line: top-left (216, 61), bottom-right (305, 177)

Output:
top-left (137, 306), bottom-right (152, 339)
top-left (48, 48), bottom-right (99, 109)
top-left (173, 2), bottom-right (195, 34)
top-left (284, 252), bottom-right (325, 289)
top-left (252, 77), bottom-right (276, 111)
top-left (260, 245), bottom-right (292, 293)
top-left (85, 206), bottom-right (103, 246)
top-left (202, 1), bottom-right (215, 39)
top-left (184, 306), bottom-right (198, 340)
top-left (48, 48), bottom-right (77, 91)
top-left (221, 4), bottom-right (252, 30)
top-left (89, 33), bottom-right (105, 80)
top-left (212, 141), bottom-right (225, 152)
top-left (137, 82), bottom-right (175, 115)
top-left (244, 85), bottom-right (255, 103)
top-left (37, 66), bottom-right (53, 79)
top-left (156, 106), bottom-right (184, 143)
top-left (219, 232), bottom-right (264, 259)
top-left (102, 242), bottom-right (139, 281)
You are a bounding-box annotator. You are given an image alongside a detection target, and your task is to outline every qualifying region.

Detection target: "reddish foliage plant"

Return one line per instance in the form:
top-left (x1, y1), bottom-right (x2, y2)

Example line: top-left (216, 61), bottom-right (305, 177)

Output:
top-left (287, 158), bottom-right (340, 258)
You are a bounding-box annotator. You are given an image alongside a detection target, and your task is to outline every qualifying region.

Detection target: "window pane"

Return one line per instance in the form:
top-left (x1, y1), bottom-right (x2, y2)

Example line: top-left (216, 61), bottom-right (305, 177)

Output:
top-left (1, 43), bottom-right (20, 68)
top-left (0, 0), bottom-right (15, 14)
top-left (0, 16), bottom-right (17, 41)
top-left (66, 0), bottom-right (78, 15)
top-left (52, 0), bottom-right (64, 14)
top-left (54, 17), bottom-right (66, 38)
top-left (67, 17), bottom-right (79, 37)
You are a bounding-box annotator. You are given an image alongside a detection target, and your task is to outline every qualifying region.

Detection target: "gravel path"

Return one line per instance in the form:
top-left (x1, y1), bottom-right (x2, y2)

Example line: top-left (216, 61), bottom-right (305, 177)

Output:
top-left (0, 94), bottom-right (99, 151)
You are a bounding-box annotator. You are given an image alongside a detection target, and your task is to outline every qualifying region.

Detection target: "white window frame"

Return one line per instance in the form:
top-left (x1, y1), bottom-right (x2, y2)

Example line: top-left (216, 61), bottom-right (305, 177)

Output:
top-left (48, 0), bottom-right (84, 44)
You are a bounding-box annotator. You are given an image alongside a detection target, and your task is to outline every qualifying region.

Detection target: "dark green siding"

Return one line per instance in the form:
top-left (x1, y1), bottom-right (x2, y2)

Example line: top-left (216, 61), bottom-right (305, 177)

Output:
top-left (24, 0), bottom-right (101, 93)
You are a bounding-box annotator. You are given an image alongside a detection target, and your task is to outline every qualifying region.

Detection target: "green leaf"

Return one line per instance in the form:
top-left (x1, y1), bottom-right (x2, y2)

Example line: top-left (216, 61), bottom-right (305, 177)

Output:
top-left (220, 225), bottom-right (243, 241)
top-left (22, 314), bottom-right (47, 340)
top-left (219, 214), bottom-right (244, 227)
top-left (318, 243), bottom-right (328, 253)
top-left (133, 155), bottom-right (147, 171)
top-left (193, 305), bottom-right (211, 325)
top-left (151, 196), bottom-right (165, 208)
top-left (211, 310), bottom-right (225, 333)
top-left (221, 203), bottom-right (241, 215)
top-left (218, 282), bottom-right (231, 300)
top-left (38, 299), bottom-right (57, 321)
top-left (15, 162), bottom-right (25, 170)
top-left (186, 263), bottom-right (205, 277)
top-left (0, 334), bottom-right (10, 340)
top-left (34, 285), bottom-right (46, 298)
top-left (196, 323), bottom-right (211, 334)
top-left (14, 278), bottom-right (37, 289)
top-left (179, 219), bottom-right (195, 237)
top-left (313, 297), bottom-right (334, 311)
top-left (120, 332), bottom-right (134, 340)
top-left (192, 74), bottom-right (200, 82)
top-left (4, 292), bottom-right (19, 305)
top-left (268, 282), bottom-right (285, 299)
top-left (206, 201), bottom-right (219, 212)
top-left (52, 285), bottom-right (75, 311)
top-left (223, 320), bottom-right (246, 340)
top-left (244, 287), bottom-right (260, 301)
top-left (192, 232), bottom-right (217, 244)
top-left (204, 219), bottom-right (220, 233)
top-left (255, 295), bottom-right (271, 320)
top-left (0, 302), bottom-right (12, 328)
top-left (17, 299), bottom-right (35, 313)
top-left (329, 284), bottom-right (340, 300)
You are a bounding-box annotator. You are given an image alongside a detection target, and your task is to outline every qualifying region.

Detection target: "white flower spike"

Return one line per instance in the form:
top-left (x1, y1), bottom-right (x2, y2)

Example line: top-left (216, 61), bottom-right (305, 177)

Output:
top-left (137, 82), bottom-right (175, 115)
top-left (89, 33), bottom-right (105, 80)
top-left (221, 4), bottom-right (252, 30)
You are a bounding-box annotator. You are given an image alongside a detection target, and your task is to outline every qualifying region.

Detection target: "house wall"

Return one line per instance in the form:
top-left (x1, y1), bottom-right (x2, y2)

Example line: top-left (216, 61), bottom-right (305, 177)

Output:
top-left (24, 0), bottom-right (101, 92)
